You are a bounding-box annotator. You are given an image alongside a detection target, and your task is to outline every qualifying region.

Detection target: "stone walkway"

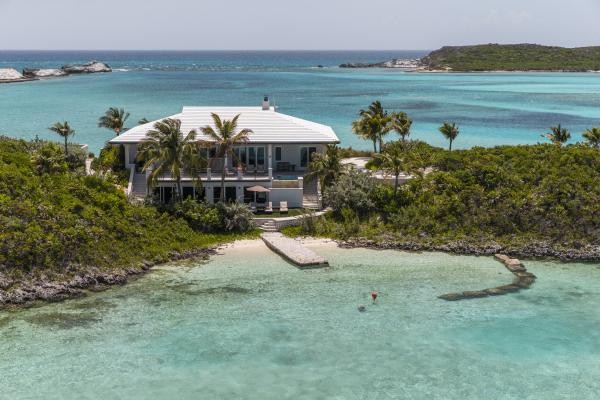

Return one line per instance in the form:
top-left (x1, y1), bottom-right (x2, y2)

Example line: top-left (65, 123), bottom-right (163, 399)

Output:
top-left (261, 232), bottom-right (328, 269)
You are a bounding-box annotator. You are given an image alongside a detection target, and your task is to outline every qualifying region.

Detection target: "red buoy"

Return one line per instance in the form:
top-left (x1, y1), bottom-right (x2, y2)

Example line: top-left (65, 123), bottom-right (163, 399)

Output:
top-left (371, 292), bottom-right (378, 301)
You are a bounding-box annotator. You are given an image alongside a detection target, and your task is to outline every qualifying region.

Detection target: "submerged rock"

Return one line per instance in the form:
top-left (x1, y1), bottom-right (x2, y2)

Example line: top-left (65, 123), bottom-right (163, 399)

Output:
top-left (438, 292), bottom-right (465, 301)
top-left (61, 61), bottom-right (112, 74)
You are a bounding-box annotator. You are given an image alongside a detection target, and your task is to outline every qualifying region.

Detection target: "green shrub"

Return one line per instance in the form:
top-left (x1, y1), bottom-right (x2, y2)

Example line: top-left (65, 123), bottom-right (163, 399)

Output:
top-left (323, 169), bottom-right (378, 216)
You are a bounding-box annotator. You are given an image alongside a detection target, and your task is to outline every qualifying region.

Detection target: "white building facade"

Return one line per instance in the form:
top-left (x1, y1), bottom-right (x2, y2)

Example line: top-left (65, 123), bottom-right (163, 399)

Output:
top-left (109, 101), bottom-right (339, 208)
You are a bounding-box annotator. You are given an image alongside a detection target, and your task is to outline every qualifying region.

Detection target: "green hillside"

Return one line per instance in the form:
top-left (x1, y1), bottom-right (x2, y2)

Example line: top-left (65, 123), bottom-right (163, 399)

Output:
top-left (421, 44), bottom-right (600, 71)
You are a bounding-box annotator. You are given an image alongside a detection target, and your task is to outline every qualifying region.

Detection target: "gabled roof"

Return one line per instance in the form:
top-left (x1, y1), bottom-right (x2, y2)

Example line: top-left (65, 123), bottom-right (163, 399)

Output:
top-left (109, 107), bottom-right (339, 144)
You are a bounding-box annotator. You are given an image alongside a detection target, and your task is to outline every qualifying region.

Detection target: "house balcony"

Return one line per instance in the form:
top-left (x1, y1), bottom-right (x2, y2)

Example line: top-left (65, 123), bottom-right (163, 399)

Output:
top-left (150, 167), bottom-right (306, 187)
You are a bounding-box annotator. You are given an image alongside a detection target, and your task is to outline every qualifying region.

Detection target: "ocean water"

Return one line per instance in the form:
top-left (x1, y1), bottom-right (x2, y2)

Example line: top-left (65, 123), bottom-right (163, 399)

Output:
top-left (1, 51), bottom-right (600, 153)
top-left (1, 243), bottom-right (599, 399)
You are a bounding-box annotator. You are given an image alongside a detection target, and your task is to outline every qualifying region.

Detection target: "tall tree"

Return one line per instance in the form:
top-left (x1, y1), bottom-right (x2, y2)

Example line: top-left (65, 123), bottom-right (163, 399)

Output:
top-left (438, 122), bottom-right (460, 151)
top-left (98, 107), bottom-right (130, 136)
top-left (352, 101), bottom-right (391, 152)
top-left (48, 121), bottom-right (75, 155)
top-left (583, 127), bottom-right (600, 148)
top-left (543, 124), bottom-right (571, 146)
top-left (200, 113), bottom-right (252, 201)
top-left (376, 141), bottom-right (406, 196)
top-left (390, 111), bottom-right (413, 141)
top-left (305, 144), bottom-right (346, 189)
top-left (137, 118), bottom-right (204, 201)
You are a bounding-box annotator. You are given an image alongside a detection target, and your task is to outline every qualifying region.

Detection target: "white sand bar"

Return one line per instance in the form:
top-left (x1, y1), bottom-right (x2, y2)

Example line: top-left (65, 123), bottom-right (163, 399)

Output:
top-left (261, 233), bottom-right (329, 268)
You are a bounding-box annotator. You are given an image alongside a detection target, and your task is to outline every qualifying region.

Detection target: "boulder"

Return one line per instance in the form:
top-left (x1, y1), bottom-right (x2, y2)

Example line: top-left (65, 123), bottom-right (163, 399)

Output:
top-left (505, 258), bottom-right (525, 272)
top-left (0, 68), bottom-right (29, 82)
top-left (61, 61), bottom-right (112, 74)
top-left (494, 254), bottom-right (511, 263)
top-left (22, 68), bottom-right (67, 78)
top-left (484, 287), bottom-right (506, 296)
top-left (438, 292), bottom-right (466, 301)
top-left (462, 290), bottom-right (489, 299)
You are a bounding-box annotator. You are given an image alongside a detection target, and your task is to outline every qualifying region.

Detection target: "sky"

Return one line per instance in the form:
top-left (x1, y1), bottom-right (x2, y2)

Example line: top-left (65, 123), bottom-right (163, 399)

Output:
top-left (1, 0), bottom-right (599, 50)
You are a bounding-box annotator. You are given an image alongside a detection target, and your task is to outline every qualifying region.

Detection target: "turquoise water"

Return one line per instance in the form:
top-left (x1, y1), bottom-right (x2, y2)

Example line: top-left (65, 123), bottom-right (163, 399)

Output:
top-left (1, 51), bottom-right (600, 153)
top-left (1, 243), bottom-right (599, 399)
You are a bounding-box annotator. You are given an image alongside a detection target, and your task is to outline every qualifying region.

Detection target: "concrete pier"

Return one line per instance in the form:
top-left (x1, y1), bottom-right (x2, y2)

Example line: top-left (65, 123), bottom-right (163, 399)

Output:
top-left (261, 233), bottom-right (328, 269)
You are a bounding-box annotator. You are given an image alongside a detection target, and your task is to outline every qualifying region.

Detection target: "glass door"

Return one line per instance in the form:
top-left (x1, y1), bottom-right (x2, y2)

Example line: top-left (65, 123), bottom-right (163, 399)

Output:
top-left (300, 147), bottom-right (317, 168)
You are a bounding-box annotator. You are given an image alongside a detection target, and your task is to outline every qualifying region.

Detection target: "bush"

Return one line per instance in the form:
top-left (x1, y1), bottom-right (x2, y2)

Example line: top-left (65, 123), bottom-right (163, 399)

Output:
top-left (92, 143), bottom-right (126, 174)
top-left (323, 169), bottom-right (379, 216)
top-left (167, 198), bottom-right (222, 232)
top-left (162, 198), bottom-right (254, 233)
top-left (216, 202), bottom-right (254, 232)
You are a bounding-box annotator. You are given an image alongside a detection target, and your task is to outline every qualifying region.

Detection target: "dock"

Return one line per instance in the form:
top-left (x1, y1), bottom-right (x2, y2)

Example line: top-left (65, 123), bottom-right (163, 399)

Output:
top-left (261, 232), bottom-right (329, 268)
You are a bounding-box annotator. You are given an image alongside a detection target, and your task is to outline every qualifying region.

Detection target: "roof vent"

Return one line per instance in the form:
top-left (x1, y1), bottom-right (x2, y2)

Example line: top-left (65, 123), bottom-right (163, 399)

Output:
top-left (262, 95), bottom-right (270, 110)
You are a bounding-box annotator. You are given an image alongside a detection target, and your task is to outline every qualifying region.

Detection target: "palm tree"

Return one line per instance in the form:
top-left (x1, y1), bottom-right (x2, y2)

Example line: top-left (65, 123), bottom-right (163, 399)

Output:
top-left (352, 101), bottom-right (391, 153)
top-left (438, 122), bottom-right (459, 151)
top-left (48, 121), bottom-right (75, 155)
top-left (137, 118), bottom-right (204, 201)
top-left (543, 124), bottom-right (570, 146)
top-left (200, 113), bottom-right (252, 201)
top-left (390, 111), bottom-right (412, 141)
top-left (98, 107), bottom-right (130, 136)
top-left (583, 127), bottom-right (600, 148)
top-left (352, 118), bottom-right (378, 153)
top-left (376, 142), bottom-right (406, 195)
top-left (305, 144), bottom-right (346, 189)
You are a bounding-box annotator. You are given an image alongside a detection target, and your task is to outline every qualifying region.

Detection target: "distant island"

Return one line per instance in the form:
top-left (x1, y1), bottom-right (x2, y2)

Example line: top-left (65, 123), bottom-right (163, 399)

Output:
top-left (340, 44), bottom-right (600, 72)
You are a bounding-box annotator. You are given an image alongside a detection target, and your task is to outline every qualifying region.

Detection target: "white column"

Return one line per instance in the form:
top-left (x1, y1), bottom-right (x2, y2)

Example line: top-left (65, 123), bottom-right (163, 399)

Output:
top-left (206, 185), bottom-right (214, 204)
top-left (124, 144), bottom-right (130, 166)
top-left (236, 186), bottom-right (243, 203)
top-left (207, 168), bottom-right (212, 181)
top-left (268, 144), bottom-right (273, 179)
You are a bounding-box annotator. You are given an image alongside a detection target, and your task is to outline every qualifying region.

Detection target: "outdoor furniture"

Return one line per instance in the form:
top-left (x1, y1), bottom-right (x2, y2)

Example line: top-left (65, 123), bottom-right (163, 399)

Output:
top-left (265, 202), bottom-right (273, 214)
top-left (250, 203), bottom-right (257, 213)
top-left (280, 201), bottom-right (288, 214)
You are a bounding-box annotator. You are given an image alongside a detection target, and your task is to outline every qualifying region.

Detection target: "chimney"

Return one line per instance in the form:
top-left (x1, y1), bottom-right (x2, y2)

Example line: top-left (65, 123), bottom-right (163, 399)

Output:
top-left (262, 95), bottom-right (270, 110)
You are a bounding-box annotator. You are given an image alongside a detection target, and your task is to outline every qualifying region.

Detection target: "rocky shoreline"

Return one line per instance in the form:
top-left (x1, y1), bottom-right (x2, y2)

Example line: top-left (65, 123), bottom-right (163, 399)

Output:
top-left (0, 247), bottom-right (216, 307)
top-left (0, 61), bottom-right (111, 84)
top-left (337, 237), bottom-right (600, 261)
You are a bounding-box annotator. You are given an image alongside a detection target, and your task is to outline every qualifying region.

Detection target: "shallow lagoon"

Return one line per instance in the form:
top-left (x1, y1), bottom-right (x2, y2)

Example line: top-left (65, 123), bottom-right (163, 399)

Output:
top-left (1, 241), bottom-right (599, 399)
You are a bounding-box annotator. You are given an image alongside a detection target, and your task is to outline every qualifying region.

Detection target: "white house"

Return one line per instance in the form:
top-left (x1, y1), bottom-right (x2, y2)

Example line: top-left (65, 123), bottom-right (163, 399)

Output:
top-left (109, 98), bottom-right (339, 208)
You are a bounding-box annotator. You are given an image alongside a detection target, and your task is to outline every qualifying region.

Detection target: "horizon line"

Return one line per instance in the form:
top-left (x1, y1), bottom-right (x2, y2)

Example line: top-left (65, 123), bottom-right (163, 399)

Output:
top-left (0, 49), bottom-right (432, 52)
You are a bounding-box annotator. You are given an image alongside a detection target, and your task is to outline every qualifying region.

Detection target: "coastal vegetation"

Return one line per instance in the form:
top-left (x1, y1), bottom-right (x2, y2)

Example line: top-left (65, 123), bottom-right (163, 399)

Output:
top-left (290, 106), bottom-right (600, 259)
top-left (0, 135), bottom-right (256, 304)
top-left (420, 44), bottom-right (600, 71)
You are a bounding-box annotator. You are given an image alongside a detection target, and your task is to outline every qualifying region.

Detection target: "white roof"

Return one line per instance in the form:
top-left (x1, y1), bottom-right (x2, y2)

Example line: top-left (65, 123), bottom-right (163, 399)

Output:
top-left (109, 106), bottom-right (339, 144)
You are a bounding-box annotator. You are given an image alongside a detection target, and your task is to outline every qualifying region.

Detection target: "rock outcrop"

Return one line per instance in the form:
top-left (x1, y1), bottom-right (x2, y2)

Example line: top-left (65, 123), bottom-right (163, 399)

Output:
top-left (438, 255), bottom-right (537, 301)
top-left (0, 68), bottom-right (31, 83)
top-left (61, 61), bottom-right (112, 74)
top-left (22, 68), bottom-right (68, 78)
